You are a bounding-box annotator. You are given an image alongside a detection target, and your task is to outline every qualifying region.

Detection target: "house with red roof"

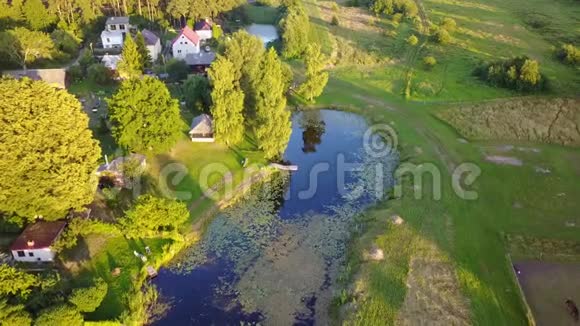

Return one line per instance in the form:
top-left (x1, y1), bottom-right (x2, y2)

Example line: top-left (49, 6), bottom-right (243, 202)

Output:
top-left (172, 26), bottom-right (201, 60)
top-left (10, 220), bottom-right (67, 262)
top-left (194, 19), bottom-right (213, 40)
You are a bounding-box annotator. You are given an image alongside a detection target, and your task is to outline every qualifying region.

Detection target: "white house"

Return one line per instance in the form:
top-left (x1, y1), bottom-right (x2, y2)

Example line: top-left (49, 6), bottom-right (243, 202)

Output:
top-left (172, 26), bottom-right (201, 60)
top-left (10, 220), bottom-right (67, 262)
top-left (142, 29), bottom-right (161, 62)
top-left (189, 114), bottom-right (214, 142)
top-left (194, 20), bottom-right (213, 40)
top-left (101, 16), bottom-right (131, 49)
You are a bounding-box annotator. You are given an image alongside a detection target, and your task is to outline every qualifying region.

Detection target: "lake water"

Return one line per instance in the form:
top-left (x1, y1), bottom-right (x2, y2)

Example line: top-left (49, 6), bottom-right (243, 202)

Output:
top-left (245, 24), bottom-right (279, 46)
top-left (153, 110), bottom-right (398, 325)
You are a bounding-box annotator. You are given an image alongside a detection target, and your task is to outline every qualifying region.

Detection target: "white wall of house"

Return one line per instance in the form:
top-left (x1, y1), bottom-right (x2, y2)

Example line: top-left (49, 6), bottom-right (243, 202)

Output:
top-left (195, 30), bottom-right (212, 40)
top-left (101, 32), bottom-right (124, 49)
top-left (172, 35), bottom-right (200, 59)
top-left (147, 40), bottom-right (162, 61)
top-left (11, 248), bottom-right (55, 262)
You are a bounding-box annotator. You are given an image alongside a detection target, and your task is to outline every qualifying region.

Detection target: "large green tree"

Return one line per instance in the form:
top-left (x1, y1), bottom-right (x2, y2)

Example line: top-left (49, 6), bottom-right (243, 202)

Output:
top-left (0, 300), bottom-right (32, 326)
top-left (279, 2), bottom-right (310, 58)
top-left (253, 48), bottom-right (292, 160)
top-left (23, 0), bottom-right (56, 30)
top-left (0, 78), bottom-right (101, 220)
top-left (117, 35), bottom-right (142, 79)
top-left (107, 76), bottom-right (186, 153)
top-left (68, 278), bottom-right (108, 312)
top-left (297, 43), bottom-right (328, 102)
top-left (208, 56), bottom-right (245, 145)
top-left (183, 75), bottom-right (211, 112)
top-left (35, 304), bottom-right (83, 326)
top-left (0, 265), bottom-right (39, 297)
top-left (120, 195), bottom-right (189, 238)
top-left (0, 27), bottom-right (54, 69)
top-left (135, 31), bottom-right (152, 69)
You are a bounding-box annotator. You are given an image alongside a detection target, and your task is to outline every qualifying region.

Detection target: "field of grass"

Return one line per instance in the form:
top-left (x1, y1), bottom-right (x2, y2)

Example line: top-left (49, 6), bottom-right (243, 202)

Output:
top-left (244, 3), bottom-right (281, 24)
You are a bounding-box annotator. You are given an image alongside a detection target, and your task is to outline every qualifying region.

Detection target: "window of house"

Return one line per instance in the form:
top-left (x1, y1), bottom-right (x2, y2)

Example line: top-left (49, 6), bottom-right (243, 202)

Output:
top-left (17, 251), bottom-right (25, 257)
top-left (184, 41), bottom-right (187, 44)
top-left (28, 252), bottom-right (34, 257)
top-left (177, 50), bottom-right (182, 54)
top-left (107, 38), bottom-right (110, 43)
top-left (119, 24), bottom-right (125, 30)
top-left (110, 25), bottom-right (116, 31)
top-left (180, 42), bottom-right (183, 44)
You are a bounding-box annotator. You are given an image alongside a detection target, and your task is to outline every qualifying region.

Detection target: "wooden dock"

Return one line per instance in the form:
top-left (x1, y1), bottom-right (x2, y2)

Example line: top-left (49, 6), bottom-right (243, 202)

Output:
top-left (269, 163), bottom-right (298, 171)
top-left (146, 265), bottom-right (158, 278)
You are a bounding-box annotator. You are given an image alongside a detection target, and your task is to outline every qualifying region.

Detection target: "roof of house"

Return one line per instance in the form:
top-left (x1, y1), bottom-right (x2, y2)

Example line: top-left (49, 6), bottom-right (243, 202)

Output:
top-left (2, 69), bottom-right (67, 89)
top-left (97, 153), bottom-right (146, 174)
top-left (141, 29), bottom-right (159, 46)
top-left (194, 20), bottom-right (212, 31)
top-left (101, 54), bottom-right (122, 70)
top-left (189, 114), bottom-right (213, 135)
top-left (10, 220), bottom-right (67, 251)
top-left (183, 51), bottom-right (216, 66)
top-left (106, 16), bottom-right (130, 25)
top-left (172, 26), bottom-right (200, 46)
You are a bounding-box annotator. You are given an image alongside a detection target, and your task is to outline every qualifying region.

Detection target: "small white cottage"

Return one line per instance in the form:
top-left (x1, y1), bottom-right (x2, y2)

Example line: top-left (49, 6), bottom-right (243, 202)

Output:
top-left (172, 26), bottom-right (201, 60)
top-left (10, 220), bottom-right (67, 262)
top-left (142, 29), bottom-right (161, 61)
top-left (189, 114), bottom-right (214, 142)
top-left (101, 16), bottom-right (131, 49)
top-left (194, 20), bottom-right (213, 40)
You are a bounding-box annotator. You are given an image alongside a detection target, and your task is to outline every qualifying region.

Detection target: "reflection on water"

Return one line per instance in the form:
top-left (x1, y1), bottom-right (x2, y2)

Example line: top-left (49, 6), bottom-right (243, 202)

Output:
top-left (153, 110), bottom-right (398, 325)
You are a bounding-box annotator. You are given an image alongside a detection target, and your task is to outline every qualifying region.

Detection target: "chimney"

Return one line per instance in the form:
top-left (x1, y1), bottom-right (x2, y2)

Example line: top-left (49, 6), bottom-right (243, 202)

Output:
top-left (27, 240), bottom-right (35, 247)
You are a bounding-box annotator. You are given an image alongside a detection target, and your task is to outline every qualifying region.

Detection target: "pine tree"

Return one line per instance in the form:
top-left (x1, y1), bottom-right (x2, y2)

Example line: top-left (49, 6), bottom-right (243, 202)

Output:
top-left (297, 43), bottom-right (328, 102)
top-left (280, 2), bottom-right (310, 58)
top-left (107, 76), bottom-right (186, 153)
top-left (135, 31), bottom-right (152, 69)
top-left (117, 35), bottom-right (142, 79)
top-left (253, 48), bottom-right (291, 160)
top-left (0, 78), bottom-right (101, 221)
top-left (208, 55), bottom-right (245, 145)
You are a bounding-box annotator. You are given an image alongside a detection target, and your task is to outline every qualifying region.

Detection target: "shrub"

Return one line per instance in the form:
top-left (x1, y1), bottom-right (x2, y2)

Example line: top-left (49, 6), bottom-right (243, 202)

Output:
top-left (407, 35), bottom-right (418, 46)
top-left (392, 13), bottom-right (403, 25)
top-left (87, 63), bottom-right (112, 85)
top-left (371, 0), bottom-right (418, 18)
top-left (35, 304), bottom-right (83, 326)
top-left (555, 43), bottom-right (580, 65)
top-left (423, 56), bottom-right (437, 68)
top-left (434, 28), bottom-right (451, 44)
top-left (69, 279), bottom-right (108, 312)
top-left (331, 2), bottom-right (339, 12)
top-left (165, 58), bottom-right (190, 82)
top-left (331, 15), bottom-right (340, 26)
top-left (439, 17), bottom-right (457, 33)
top-left (474, 56), bottom-right (547, 92)
top-left (67, 65), bottom-right (83, 82)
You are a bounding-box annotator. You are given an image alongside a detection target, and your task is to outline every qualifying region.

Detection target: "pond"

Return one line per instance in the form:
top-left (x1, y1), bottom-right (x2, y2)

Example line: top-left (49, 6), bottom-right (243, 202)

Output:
top-left (152, 110), bottom-right (398, 325)
top-left (245, 24), bottom-right (279, 46)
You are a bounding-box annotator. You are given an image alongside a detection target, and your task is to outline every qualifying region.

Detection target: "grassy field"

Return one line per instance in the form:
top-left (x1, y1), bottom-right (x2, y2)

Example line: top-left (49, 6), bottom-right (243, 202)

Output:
top-left (295, 0), bottom-right (580, 324)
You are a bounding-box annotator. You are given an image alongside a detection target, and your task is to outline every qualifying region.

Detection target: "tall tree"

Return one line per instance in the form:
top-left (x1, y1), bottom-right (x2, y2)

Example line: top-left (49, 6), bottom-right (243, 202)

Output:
top-left (0, 265), bottom-right (39, 297)
top-left (297, 43), bottom-right (328, 102)
top-left (0, 300), bottom-right (32, 326)
top-left (208, 56), bottom-right (245, 145)
top-left (253, 48), bottom-right (291, 159)
top-left (223, 30), bottom-right (265, 116)
top-left (107, 76), bottom-right (186, 153)
top-left (135, 31), bottom-right (152, 69)
top-left (279, 2), bottom-right (310, 58)
top-left (68, 278), bottom-right (108, 313)
top-left (35, 304), bottom-right (83, 326)
top-left (117, 35), bottom-right (142, 79)
top-left (183, 75), bottom-right (211, 112)
top-left (0, 27), bottom-right (54, 69)
top-left (23, 0), bottom-right (56, 30)
top-left (0, 78), bottom-right (101, 221)
top-left (120, 195), bottom-right (189, 238)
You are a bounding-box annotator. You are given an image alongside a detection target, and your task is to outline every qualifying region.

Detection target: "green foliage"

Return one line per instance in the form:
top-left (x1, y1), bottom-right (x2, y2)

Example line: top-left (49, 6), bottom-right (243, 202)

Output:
top-left (0, 27), bottom-right (54, 69)
top-left (79, 50), bottom-right (95, 74)
top-left (165, 58), bottom-right (190, 82)
top-left (212, 24), bottom-right (223, 39)
top-left (135, 32), bottom-right (152, 69)
top-left (474, 56), bottom-right (547, 92)
top-left (407, 34), bottom-right (418, 46)
top-left (69, 278), bottom-right (108, 312)
top-left (0, 299), bottom-right (32, 326)
top-left (279, 1), bottom-right (310, 58)
top-left (68, 65), bottom-right (83, 82)
top-left (183, 75), bottom-right (211, 113)
top-left (0, 78), bottom-right (101, 220)
top-left (371, 0), bottom-right (418, 18)
top-left (423, 55), bottom-right (437, 69)
top-left (53, 218), bottom-right (121, 252)
top-left (107, 76), bottom-right (186, 153)
top-left (439, 17), bottom-right (457, 33)
top-left (120, 195), bottom-right (189, 238)
top-left (254, 48), bottom-right (291, 160)
top-left (434, 28), bottom-right (451, 44)
top-left (22, 0), bottom-right (55, 30)
top-left (208, 56), bottom-right (245, 145)
top-left (438, 98), bottom-right (580, 146)
top-left (51, 29), bottom-right (79, 57)
top-left (34, 304), bottom-right (83, 326)
top-left (87, 63), bottom-right (112, 85)
top-left (0, 265), bottom-right (39, 297)
top-left (117, 36), bottom-right (142, 79)
top-left (331, 15), bottom-right (339, 26)
top-left (120, 284), bottom-right (159, 325)
top-left (555, 43), bottom-right (580, 65)
top-left (297, 43), bottom-right (328, 102)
